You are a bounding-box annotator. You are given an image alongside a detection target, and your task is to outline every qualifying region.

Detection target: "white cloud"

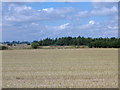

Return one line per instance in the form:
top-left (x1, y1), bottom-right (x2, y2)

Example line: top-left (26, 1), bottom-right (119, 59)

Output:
top-left (41, 7), bottom-right (74, 14)
top-left (92, 2), bottom-right (117, 8)
top-left (77, 10), bottom-right (89, 17)
top-left (91, 6), bottom-right (117, 16)
top-left (58, 23), bottom-right (70, 30)
top-left (77, 5), bottom-right (117, 18)
top-left (2, 3), bottom-right (74, 25)
top-left (42, 8), bottom-right (54, 13)
top-left (31, 22), bottom-right (39, 26)
top-left (89, 20), bottom-right (95, 25)
top-left (2, 2), bottom-right (118, 41)
top-left (8, 4), bottom-right (32, 13)
top-left (23, 6), bottom-right (32, 10)
top-left (107, 25), bottom-right (118, 29)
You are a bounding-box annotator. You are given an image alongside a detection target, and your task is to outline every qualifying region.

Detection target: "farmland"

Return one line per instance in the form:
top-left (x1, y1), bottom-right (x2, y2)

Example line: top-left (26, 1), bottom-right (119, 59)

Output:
top-left (2, 48), bottom-right (118, 88)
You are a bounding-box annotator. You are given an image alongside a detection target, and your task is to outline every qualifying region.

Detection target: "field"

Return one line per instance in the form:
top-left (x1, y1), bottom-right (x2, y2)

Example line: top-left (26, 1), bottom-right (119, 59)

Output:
top-left (2, 48), bottom-right (118, 88)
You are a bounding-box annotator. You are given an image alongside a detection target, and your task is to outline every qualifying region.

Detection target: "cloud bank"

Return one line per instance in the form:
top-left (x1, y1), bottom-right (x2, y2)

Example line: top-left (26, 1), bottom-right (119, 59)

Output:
top-left (2, 2), bottom-right (118, 41)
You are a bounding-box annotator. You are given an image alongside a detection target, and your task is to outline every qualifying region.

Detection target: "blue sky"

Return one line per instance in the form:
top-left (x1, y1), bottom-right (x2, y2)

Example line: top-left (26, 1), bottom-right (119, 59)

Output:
top-left (2, 2), bottom-right (118, 41)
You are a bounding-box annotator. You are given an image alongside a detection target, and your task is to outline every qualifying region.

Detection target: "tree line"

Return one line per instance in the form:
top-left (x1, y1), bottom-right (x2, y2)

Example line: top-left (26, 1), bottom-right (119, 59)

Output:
top-left (31, 36), bottom-right (120, 49)
top-left (2, 41), bottom-right (31, 46)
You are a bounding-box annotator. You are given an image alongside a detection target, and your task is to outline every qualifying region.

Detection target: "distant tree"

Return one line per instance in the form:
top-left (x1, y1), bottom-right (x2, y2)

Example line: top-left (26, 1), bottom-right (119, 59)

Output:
top-left (55, 38), bottom-right (66, 46)
top-left (31, 43), bottom-right (39, 49)
top-left (29, 36), bottom-right (120, 48)
top-left (41, 38), bottom-right (54, 46)
top-left (27, 43), bottom-right (31, 45)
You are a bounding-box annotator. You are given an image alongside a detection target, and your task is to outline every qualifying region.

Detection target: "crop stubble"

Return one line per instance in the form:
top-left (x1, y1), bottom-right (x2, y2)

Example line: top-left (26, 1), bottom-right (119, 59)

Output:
top-left (2, 49), bottom-right (118, 88)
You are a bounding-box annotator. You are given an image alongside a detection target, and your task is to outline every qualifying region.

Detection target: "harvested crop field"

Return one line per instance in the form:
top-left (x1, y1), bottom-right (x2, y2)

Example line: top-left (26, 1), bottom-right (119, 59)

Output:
top-left (2, 48), bottom-right (118, 88)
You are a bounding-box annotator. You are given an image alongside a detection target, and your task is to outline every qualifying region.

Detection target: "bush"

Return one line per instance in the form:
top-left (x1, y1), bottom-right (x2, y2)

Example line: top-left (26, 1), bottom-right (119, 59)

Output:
top-left (0, 46), bottom-right (8, 50)
top-left (31, 43), bottom-right (39, 49)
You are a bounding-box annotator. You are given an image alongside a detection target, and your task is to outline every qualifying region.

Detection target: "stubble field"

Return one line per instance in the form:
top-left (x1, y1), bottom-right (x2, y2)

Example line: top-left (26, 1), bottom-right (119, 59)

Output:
top-left (2, 48), bottom-right (118, 88)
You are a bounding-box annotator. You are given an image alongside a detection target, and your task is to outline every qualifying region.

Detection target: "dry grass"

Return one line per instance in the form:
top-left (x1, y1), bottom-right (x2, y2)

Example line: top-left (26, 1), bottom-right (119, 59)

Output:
top-left (2, 48), bottom-right (118, 88)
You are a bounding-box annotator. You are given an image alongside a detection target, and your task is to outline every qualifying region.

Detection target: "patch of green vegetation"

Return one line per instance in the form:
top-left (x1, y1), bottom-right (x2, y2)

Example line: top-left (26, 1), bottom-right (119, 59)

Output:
top-left (0, 46), bottom-right (8, 50)
top-left (31, 36), bottom-right (120, 48)
top-left (31, 43), bottom-right (39, 49)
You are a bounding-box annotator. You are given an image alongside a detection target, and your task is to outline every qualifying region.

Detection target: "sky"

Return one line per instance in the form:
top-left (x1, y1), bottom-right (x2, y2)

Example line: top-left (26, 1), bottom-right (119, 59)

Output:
top-left (2, 2), bottom-right (118, 41)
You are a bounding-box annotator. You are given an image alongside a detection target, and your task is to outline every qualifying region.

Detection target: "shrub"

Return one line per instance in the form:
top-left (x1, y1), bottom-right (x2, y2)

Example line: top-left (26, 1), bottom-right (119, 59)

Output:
top-left (0, 46), bottom-right (8, 50)
top-left (31, 43), bottom-right (39, 49)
